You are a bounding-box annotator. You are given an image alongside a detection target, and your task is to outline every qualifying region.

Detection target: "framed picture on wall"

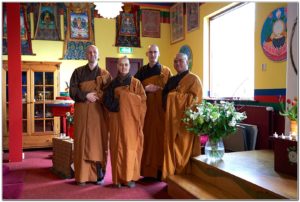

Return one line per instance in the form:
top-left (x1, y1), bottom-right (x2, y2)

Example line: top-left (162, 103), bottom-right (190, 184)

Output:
top-left (186, 3), bottom-right (199, 32)
top-left (141, 9), bottom-right (160, 38)
top-left (67, 5), bottom-right (93, 41)
top-left (63, 4), bottom-right (94, 59)
top-left (170, 3), bottom-right (184, 44)
top-left (70, 11), bottom-right (89, 40)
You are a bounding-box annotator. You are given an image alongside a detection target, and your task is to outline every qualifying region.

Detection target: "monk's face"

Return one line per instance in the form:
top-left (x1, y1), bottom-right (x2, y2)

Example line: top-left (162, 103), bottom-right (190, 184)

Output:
top-left (118, 58), bottom-right (130, 76)
top-left (86, 46), bottom-right (99, 64)
top-left (174, 54), bottom-right (188, 74)
top-left (146, 45), bottom-right (160, 64)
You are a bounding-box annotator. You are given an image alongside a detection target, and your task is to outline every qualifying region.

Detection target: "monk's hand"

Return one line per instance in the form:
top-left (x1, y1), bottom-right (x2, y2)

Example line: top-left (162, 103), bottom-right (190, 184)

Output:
top-left (86, 92), bottom-right (99, 103)
top-left (145, 84), bottom-right (162, 93)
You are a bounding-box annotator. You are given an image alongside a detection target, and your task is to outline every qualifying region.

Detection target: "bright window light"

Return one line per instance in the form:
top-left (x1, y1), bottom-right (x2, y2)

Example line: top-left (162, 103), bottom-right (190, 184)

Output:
top-left (208, 3), bottom-right (255, 100)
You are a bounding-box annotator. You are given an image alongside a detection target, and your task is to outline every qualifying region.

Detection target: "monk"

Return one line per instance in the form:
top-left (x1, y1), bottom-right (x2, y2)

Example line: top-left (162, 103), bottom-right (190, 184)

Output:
top-left (103, 56), bottom-right (147, 188)
top-left (69, 45), bottom-right (111, 185)
top-left (135, 44), bottom-right (172, 181)
top-left (161, 53), bottom-right (202, 181)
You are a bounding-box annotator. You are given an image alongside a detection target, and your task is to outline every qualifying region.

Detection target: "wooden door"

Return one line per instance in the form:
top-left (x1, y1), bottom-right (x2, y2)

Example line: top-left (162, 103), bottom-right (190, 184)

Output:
top-left (106, 57), bottom-right (143, 79)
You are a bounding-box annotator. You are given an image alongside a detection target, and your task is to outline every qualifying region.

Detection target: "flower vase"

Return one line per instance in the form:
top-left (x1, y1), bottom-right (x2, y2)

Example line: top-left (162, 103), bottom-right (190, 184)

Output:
top-left (205, 138), bottom-right (225, 163)
top-left (290, 120), bottom-right (298, 140)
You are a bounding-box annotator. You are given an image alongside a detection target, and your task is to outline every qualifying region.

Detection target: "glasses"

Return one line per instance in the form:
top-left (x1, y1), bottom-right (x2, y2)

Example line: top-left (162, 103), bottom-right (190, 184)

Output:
top-left (148, 51), bottom-right (158, 54)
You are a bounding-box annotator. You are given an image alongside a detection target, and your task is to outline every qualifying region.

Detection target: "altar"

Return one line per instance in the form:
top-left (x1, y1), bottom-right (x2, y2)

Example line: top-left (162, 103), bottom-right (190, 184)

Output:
top-left (48, 97), bottom-right (74, 137)
top-left (167, 150), bottom-right (297, 199)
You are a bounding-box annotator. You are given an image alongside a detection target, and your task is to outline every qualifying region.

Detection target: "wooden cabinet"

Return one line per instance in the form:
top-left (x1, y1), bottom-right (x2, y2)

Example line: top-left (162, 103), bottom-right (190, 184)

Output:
top-left (2, 61), bottom-right (61, 149)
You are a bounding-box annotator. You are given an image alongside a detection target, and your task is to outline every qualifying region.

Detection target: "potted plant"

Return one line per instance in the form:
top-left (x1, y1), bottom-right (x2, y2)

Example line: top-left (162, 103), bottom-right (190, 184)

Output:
top-left (183, 100), bottom-right (247, 162)
top-left (279, 96), bottom-right (298, 138)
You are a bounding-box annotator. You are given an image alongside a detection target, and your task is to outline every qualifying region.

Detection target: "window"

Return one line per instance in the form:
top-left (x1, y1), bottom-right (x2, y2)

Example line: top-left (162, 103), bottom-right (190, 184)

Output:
top-left (205, 3), bottom-right (255, 100)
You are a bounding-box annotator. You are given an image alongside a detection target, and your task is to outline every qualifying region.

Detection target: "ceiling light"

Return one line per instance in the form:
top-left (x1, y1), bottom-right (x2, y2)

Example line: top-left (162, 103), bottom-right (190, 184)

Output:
top-left (94, 2), bottom-right (123, 19)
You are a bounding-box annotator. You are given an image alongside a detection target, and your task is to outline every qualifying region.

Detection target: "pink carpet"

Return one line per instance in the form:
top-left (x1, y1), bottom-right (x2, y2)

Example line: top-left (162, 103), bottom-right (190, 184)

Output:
top-left (3, 164), bottom-right (24, 199)
top-left (2, 150), bottom-right (171, 199)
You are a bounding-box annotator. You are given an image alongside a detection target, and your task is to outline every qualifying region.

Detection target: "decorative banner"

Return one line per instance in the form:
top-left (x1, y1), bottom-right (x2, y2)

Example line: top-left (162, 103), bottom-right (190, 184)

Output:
top-left (115, 5), bottom-right (140, 47)
top-left (186, 3), bottom-right (199, 32)
top-left (170, 3), bottom-right (184, 44)
top-left (34, 3), bottom-right (60, 40)
top-left (2, 4), bottom-right (33, 55)
top-left (179, 45), bottom-right (193, 70)
top-left (141, 9), bottom-right (160, 38)
top-left (63, 3), bottom-right (94, 59)
top-left (261, 7), bottom-right (287, 61)
top-left (119, 13), bottom-right (137, 36)
top-left (63, 41), bottom-right (93, 60)
top-left (70, 10), bottom-right (89, 39)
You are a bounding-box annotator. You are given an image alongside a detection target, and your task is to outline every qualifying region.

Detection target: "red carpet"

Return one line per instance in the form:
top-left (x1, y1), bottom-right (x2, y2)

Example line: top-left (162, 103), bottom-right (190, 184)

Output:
top-left (2, 150), bottom-right (171, 199)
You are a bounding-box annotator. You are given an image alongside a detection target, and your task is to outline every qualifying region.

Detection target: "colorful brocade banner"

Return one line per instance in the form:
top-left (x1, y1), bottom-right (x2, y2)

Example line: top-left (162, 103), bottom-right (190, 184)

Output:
top-left (63, 3), bottom-right (95, 60)
top-left (34, 3), bottom-right (61, 40)
top-left (63, 41), bottom-right (93, 60)
top-left (2, 4), bottom-right (33, 55)
top-left (115, 5), bottom-right (140, 47)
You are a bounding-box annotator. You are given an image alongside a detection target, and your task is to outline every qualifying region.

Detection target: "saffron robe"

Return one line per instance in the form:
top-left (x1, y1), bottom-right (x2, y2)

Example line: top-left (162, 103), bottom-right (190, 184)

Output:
top-left (70, 65), bottom-right (111, 183)
top-left (137, 65), bottom-right (172, 178)
top-left (108, 78), bottom-right (147, 184)
top-left (162, 72), bottom-right (202, 181)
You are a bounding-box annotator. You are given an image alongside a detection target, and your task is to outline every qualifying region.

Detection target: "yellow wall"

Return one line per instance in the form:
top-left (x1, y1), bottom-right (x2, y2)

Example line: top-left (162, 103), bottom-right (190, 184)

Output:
top-left (178, 2), bottom-right (233, 80)
top-left (255, 3), bottom-right (287, 89)
top-left (2, 13), bottom-right (172, 92)
top-left (94, 17), bottom-right (172, 71)
top-left (176, 2), bottom-right (287, 90)
top-left (2, 2), bottom-right (288, 92)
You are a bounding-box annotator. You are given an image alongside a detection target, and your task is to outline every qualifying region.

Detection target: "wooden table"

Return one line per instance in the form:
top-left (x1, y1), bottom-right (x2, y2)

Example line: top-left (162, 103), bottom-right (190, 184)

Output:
top-left (191, 150), bottom-right (297, 199)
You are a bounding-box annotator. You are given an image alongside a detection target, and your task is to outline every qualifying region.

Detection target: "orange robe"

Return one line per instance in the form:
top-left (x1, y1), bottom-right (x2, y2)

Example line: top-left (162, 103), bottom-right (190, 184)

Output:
top-left (162, 72), bottom-right (202, 181)
top-left (72, 69), bottom-right (111, 183)
top-left (108, 78), bottom-right (147, 184)
top-left (140, 66), bottom-right (171, 178)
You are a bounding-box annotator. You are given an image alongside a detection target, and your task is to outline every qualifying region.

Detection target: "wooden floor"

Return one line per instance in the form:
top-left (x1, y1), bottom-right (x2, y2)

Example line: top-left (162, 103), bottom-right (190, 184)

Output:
top-left (167, 150), bottom-right (298, 199)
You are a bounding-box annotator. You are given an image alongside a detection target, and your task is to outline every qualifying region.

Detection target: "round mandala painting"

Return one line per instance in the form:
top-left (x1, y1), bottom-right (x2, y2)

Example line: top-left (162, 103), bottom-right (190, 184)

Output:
top-left (179, 45), bottom-right (193, 70)
top-left (261, 7), bottom-right (287, 61)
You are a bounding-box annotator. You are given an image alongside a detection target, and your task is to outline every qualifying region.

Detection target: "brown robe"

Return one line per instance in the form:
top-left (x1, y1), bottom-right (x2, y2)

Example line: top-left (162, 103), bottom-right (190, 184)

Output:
top-left (72, 67), bottom-right (111, 183)
top-left (108, 78), bottom-right (147, 184)
top-left (162, 72), bottom-right (202, 181)
top-left (140, 66), bottom-right (171, 178)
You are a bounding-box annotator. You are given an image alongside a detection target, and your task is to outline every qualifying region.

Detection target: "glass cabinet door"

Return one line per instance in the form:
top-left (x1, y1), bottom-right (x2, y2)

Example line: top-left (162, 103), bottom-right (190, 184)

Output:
top-left (4, 69), bottom-right (30, 135)
top-left (22, 71), bottom-right (29, 133)
top-left (32, 71), bottom-right (55, 133)
top-left (2, 61), bottom-right (60, 149)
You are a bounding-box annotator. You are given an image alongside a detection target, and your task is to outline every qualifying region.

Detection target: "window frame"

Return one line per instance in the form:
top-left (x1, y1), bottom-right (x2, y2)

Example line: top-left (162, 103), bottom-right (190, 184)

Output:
top-left (205, 2), bottom-right (255, 101)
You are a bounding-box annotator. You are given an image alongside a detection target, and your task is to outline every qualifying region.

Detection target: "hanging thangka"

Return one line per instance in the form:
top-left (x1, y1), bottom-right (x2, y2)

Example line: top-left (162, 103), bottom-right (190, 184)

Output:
top-left (115, 5), bottom-right (140, 47)
top-left (63, 3), bottom-right (95, 59)
top-left (2, 4), bottom-right (33, 55)
top-left (34, 3), bottom-right (60, 40)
